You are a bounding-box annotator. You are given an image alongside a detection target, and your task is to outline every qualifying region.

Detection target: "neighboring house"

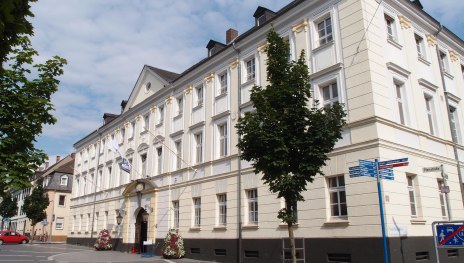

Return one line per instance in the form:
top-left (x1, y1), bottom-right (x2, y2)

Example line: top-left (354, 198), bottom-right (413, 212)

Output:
top-left (69, 0), bottom-right (464, 262)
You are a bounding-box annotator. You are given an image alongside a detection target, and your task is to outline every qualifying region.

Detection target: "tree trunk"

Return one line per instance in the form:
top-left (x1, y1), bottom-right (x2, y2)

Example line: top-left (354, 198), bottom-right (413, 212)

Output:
top-left (31, 225), bottom-right (35, 244)
top-left (288, 222), bottom-right (296, 263)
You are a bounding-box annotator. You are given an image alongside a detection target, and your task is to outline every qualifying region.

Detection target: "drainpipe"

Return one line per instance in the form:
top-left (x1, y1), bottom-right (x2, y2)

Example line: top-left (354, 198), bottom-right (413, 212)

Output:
top-left (90, 129), bottom-right (102, 242)
top-left (433, 25), bottom-right (464, 218)
top-left (232, 40), bottom-right (243, 263)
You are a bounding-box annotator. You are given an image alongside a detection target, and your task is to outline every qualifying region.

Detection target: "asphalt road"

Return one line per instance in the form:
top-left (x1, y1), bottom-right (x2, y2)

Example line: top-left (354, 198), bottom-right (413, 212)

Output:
top-left (0, 243), bottom-right (211, 263)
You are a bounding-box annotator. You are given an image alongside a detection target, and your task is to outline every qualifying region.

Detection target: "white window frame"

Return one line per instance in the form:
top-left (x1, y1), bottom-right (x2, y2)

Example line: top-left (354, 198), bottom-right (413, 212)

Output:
top-left (157, 105), bottom-right (164, 125)
top-left (129, 121), bottom-right (135, 139)
top-left (384, 13), bottom-right (398, 42)
top-left (247, 189), bottom-right (258, 225)
top-left (106, 166), bottom-right (112, 189)
top-left (194, 132), bottom-right (203, 164)
top-left (142, 113), bottom-right (150, 132)
top-left (176, 96), bottom-right (184, 117)
top-left (217, 122), bottom-right (228, 158)
top-left (449, 105), bottom-right (462, 144)
top-left (320, 81), bottom-right (339, 107)
top-left (120, 127), bottom-right (125, 143)
top-left (55, 217), bottom-right (64, 230)
top-left (393, 79), bottom-right (409, 125)
top-left (217, 193), bottom-right (227, 226)
top-left (60, 175), bottom-right (68, 186)
top-left (175, 140), bottom-right (182, 170)
top-left (407, 175), bottom-right (418, 217)
top-left (439, 50), bottom-right (450, 74)
top-left (245, 57), bottom-right (256, 82)
top-left (193, 197), bottom-right (201, 227)
top-left (414, 33), bottom-right (426, 60)
top-left (316, 15), bottom-right (333, 46)
top-left (328, 175), bottom-right (347, 218)
top-left (140, 153), bottom-right (147, 178)
top-left (195, 85), bottom-right (204, 107)
top-left (218, 71), bottom-right (228, 96)
top-left (173, 200), bottom-right (180, 228)
top-left (156, 146), bottom-right (163, 175)
top-left (437, 180), bottom-right (447, 218)
top-left (424, 93), bottom-right (437, 136)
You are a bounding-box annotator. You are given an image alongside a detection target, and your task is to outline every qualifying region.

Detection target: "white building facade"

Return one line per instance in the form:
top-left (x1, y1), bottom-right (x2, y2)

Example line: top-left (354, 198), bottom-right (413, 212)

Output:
top-left (68, 0), bottom-right (464, 262)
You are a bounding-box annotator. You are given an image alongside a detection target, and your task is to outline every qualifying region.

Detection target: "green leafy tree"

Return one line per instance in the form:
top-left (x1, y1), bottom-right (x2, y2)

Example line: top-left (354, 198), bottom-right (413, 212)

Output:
top-left (0, 0), bottom-right (37, 68)
top-left (0, 36), bottom-right (67, 193)
top-left (0, 192), bottom-right (18, 230)
top-left (236, 29), bottom-right (346, 263)
top-left (23, 179), bottom-right (49, 242)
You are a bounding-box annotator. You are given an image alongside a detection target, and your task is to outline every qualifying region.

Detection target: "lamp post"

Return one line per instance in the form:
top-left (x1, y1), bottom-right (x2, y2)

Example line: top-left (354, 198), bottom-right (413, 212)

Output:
top-left (142, 211), bottom-right (149, 223)
top-left (116, 212), bottom-right (123, 226)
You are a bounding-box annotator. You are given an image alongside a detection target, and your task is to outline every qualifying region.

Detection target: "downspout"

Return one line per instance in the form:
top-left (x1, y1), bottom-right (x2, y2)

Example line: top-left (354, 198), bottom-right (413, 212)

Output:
top-left (433, 25), bottom-right (464, 218)
top-left (232, 41), bottom-right (243, 263)
top-left (90, 128), bottom-right (102, 242)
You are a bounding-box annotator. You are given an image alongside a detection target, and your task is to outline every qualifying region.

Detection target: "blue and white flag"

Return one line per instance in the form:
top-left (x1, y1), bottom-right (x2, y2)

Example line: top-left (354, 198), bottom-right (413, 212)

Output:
top-left (120, 157), bottom-right (132, 173)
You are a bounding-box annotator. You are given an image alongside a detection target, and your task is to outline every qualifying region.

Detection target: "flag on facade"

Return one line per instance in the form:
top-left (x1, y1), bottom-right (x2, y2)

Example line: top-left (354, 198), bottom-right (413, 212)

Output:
top-left (120, 157), bottom-right (132, 173)
top-left (107, 139), bottom-right (120, 154)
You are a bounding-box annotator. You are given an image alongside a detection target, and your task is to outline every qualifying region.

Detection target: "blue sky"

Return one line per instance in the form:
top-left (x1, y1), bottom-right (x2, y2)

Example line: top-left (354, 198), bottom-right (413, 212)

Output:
top-left (30, 0), bottom-right (463, 161)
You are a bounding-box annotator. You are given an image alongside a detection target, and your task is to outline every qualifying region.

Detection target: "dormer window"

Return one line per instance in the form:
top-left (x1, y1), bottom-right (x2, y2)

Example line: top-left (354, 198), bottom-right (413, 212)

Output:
top-left (61, 175), bottom-right (68, 186)
top-left (257, 14), bottom-right (266, 26)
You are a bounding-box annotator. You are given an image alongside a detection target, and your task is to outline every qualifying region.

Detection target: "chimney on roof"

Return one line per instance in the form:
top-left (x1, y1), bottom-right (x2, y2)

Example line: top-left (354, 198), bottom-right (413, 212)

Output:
top-left (226, 28), bottom-right (238, 44)
top-left (410, 0), bottom-right (423, 9)
top-left (121, 100), bottom-right (128, 113)
top-left (56, 155), bottom-right (61, 163)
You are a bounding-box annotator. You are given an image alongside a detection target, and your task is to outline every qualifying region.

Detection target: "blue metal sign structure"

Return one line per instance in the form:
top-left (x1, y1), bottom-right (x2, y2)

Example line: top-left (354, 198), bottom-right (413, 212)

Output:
top-left (436, 224), bottom-right (464, 247)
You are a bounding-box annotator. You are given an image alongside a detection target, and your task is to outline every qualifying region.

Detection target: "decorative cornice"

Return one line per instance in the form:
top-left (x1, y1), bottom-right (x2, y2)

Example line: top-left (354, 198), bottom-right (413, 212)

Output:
top-left (386, 62), bottom-right (411, 78)
top-left (398, 16), bottom-right (411, 29)
top-left (136, 114), bottom-right (142, 121)
top-left (229, 58), bottom-right (238, 69)
top-left (449, 50), bottom-right (459, 62)
top-left (257, 42), bottom-right (268, 54)
top-left (292, 18), bottom-right (308, 33)
top-left (426, 34), bottom-right (437, 47)
top-left (184, 85), bottom-right (193, 95)
top-left (124, 121), bottom-right (130, 128)
top-left (115, 128), bottom-right (120, 134)
top-left (165, 96), bottom-right (173, 104)
top-left (204, 72), bottom-right (214, 83)
top-left (418, 78), bottom-right (439, 92)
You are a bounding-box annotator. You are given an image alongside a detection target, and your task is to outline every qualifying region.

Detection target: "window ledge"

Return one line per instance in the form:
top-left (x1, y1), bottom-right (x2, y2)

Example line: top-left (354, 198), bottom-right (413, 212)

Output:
top-left (242, 224), bottom-right (259, 229)
top-left (77, 232), bottom-right (81, 234)
top-left (324, 219), bottom-right (349, 226)
top-left (192, 104), bottom-right (203, 111)
top-left (213, 226), bottom-right (227, 231)
top-left (155, 122), bottom-right (163, 128)
top-left (387, 38), bottom-right (402, 50)
top-left (215, 92), bottom-right (228, 100)
top-left (410, 218), bottom-right (426, 225)
top-left (70, 232), bottom-right (75, 235)
top-left (85, 231), bottom-right (89, 234)
top-left (418, 56), bottom-right (431, 66)
top-left (312, 40), bottom-right (334, 53)
top-left (140, 130), bottom-right (148, 135)
top-left (173, 114), bottom-right (183, 120)
top-left (241, 79), bottom-right (255, 87)
top-left (189, 227), bottom-right (201, 231)
top-left (443, 71), bottom-right (454, 80)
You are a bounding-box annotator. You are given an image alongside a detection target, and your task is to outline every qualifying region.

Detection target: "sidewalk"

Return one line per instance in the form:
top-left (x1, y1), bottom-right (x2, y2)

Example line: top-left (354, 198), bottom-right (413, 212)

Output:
top-left (44, 243), bottom-right (211, 263)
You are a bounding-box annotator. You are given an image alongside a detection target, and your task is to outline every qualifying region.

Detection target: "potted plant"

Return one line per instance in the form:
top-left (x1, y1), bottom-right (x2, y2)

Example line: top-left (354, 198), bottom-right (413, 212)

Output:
top-left (94, 229), bottom-right (113, 251)
top-left (162, 229), bottom-right (185, 259)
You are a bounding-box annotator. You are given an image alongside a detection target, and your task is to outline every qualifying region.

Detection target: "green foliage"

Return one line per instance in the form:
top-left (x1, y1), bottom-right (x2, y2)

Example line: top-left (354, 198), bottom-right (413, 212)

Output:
top-left (0, 0), bottom-right (37, 68)
top-left (0, 36), bottom-right (67, 193)
top-left (0, 192), bottom-right (18, 219)
top-left (236, 29), bottom-right (346, 225)
top-left (22, 179), bottom-right (49, 226)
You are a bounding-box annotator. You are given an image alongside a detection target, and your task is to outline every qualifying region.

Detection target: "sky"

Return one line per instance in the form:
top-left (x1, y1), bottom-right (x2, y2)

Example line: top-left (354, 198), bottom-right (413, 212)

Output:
top-left (29, 0), bottom-right (464, 161)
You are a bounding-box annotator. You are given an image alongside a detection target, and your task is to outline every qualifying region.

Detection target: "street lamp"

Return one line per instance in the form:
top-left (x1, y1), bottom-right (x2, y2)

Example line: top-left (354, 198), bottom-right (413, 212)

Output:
top-left (116, 210), bottom-right (123, 225)
top-left (142, 211), bottom-right (149, 223)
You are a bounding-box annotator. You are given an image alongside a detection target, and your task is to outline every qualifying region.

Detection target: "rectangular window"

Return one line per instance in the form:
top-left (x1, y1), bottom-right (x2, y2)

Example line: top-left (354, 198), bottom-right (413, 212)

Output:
top-left (156, 147), bottom-right (163, 175)
top-left (79, 215), bottom-right (83, 232)
top-left (107, 166), bottom-right (112, 189)
top-left (143, 114), bottom-right (150, 132)
top-left (415, 34), bottom-right (425, 59)
top-left (321, 82), bottom-right (338, 107)
top-left (97, 170), bottom-right (102, 191)
top-left (218, 194), bottom-right (227, 226)
top-left (449, 106), bottom-right (461, 143)
top-left (177, 97), bottom-right (183, 116)
top-left (129, 121), bottom-right (135, 139)
top-left (247, 189), bottom-right (258, 224)
top-left (195, 86), bottom-right (203, 107)
top-left (86, 213), bottom-right (90, 232)
top-left (158, 105), bottom-right (164, 125)
top-left (219, 72), bottom-right (228, 95)
top-left (384, 14), bottom-right (397, 41)
top-left (425, 95), bottom-right (436, 135)
top-left (437, 180), bottom-right (447, 217)
top-left (246, 58), bottom-right (256, 82)
top-left (173, 200), bottom-right (180, 228)
top-left (407, 176), bottom-right (417, 217)
top-left (175, 140), bottom-right (182, 169)
top-left (395, 82), bottom-right (406, 125)
top-left (58, 195), bottom-right (66, 206)
top-left (104, 211), bottom-right (108, 229)
top-left (328, 176), bottom-right (347, 217)
top-left (317, 16), bottom-right (333, 46)
top-left (439, 51), bottom-right (450, 73)
top-left (141, 153), bottom-right (147, 178)
top-left (100, 139), bottom-right (105, 154)
top-left (218, 123), bottom-right (228, 157)
top-left (56, 217), bottom-right (64, 230)
top-left (60, 176), bottom-right (68, 186)
top-left (72, 215), bottom-right (76, 232)
top-left (193, 198), bottom-right (201, 227)
top-left (195, 132), bottom-right (203, 164)
top-left (120, 127), bottom-right (125, 143)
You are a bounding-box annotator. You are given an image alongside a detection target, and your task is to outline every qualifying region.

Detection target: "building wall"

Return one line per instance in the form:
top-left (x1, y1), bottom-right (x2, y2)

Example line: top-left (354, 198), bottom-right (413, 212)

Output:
top-left (69, 0), bottom-right (464, 262)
